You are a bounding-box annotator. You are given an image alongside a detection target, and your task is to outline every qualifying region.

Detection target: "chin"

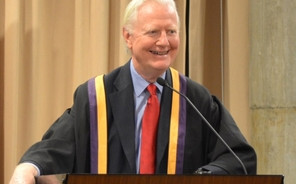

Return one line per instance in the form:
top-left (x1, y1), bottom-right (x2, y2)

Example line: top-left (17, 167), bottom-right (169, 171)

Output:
top-left (160, 60), bottom-right (173, 68)
top-left (153, 62), bottom-right (171, 72)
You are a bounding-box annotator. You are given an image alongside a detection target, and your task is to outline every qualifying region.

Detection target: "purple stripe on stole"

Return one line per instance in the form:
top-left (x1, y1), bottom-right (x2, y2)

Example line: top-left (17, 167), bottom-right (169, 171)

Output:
top-left (176, 74), bottom-right (187, 174)
top-left (88, 78), bottom-right (98, 173)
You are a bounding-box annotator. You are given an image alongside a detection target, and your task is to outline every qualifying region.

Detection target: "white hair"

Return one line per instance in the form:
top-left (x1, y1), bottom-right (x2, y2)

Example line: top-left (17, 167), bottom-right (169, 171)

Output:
top-left (123, 0), bottom-right (180, 33)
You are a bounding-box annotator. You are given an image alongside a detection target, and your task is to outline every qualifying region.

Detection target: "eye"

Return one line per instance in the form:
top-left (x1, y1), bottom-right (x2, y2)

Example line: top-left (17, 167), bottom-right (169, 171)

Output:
top-left (147, 30), bottom-right (158, 36)
top-left (167, 29), bottom-right (177, 35)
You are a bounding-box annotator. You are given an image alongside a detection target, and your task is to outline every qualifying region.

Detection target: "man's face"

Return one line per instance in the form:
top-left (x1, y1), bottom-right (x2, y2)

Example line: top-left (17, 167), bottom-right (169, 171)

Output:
top-left (123, 1), bottom-right (180, 81)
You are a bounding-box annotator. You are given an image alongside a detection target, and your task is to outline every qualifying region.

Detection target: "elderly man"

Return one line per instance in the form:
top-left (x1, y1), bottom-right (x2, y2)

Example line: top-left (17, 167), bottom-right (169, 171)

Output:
top-left (10, 0), bottom-right (256, 183)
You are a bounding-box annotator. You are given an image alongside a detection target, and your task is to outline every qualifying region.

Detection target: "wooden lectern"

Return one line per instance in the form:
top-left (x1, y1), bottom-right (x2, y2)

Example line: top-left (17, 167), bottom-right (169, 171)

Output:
top-left (36, 174), bottom-right (284, 184)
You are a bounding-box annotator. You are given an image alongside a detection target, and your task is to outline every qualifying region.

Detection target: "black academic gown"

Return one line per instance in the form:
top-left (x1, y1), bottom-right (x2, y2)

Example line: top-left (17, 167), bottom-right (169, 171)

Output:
top-left (20, 61), bottom-right (257, 175)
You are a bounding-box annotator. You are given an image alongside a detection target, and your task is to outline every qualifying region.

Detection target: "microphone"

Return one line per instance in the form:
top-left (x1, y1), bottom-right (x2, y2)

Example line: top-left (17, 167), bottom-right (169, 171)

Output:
top-left (156, 77), bottom-right (248, 175)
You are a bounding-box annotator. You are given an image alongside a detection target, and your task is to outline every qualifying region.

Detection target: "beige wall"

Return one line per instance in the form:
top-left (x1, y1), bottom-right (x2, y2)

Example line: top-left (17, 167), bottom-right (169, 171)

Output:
top-left (250, 1), bottom-right (296, 184)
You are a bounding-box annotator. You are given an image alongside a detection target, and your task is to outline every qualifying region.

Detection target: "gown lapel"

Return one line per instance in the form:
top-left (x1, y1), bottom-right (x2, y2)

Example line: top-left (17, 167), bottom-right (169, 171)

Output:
top-left (108, 63), bottom-right (137, 172)
top-left (155, 70), bottom-right (173, 173)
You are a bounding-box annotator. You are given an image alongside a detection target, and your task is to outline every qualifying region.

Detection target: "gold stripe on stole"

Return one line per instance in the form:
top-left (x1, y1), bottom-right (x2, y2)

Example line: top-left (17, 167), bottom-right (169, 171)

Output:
top-left (167, 68), bottom-right (180, 174)
top-left (95, 75), bottom-right (107, 174)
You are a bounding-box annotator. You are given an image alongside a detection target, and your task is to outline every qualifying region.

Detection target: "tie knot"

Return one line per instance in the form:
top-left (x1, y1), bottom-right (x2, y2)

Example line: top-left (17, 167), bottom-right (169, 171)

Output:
top-left (147, 84), bottom-right (157, 95)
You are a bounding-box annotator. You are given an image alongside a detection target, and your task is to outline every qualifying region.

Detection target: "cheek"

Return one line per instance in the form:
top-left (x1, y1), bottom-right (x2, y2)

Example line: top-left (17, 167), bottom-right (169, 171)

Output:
top-left (170, 38), bottom-right (180, 50)
top-left (132, 39), bottom-right (149, 51)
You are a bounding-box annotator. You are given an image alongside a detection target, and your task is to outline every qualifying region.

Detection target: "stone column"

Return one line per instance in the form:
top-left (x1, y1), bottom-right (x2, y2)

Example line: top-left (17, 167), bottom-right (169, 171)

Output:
top-left (250, 1), bottom-right (296, 184)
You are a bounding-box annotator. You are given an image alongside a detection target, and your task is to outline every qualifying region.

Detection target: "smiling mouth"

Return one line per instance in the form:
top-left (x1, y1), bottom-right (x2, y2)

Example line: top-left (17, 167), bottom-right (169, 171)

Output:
top-left (150, 50), bottom-right (169, 55)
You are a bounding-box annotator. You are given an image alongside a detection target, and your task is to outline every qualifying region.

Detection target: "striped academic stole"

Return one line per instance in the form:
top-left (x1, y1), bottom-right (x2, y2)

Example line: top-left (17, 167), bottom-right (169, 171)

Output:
top-left (87, 68), bottom-right (187, 174)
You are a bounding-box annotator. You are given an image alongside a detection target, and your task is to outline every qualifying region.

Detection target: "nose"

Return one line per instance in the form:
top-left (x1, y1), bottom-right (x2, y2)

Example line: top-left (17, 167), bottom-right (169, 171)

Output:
top-left (156, 31), bottom-right (169, 46)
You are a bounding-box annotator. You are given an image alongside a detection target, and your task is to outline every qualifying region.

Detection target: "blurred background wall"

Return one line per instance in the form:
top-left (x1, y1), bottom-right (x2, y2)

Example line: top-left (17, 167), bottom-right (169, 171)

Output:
top-left (249, 1), bottom-right (296, 184)
top-left (0, 0), bottom-right (294, 183)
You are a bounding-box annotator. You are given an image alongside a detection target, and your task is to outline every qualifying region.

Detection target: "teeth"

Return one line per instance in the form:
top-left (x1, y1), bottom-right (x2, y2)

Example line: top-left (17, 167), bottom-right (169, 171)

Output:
top-left (151, 51), bottom-right (169, 55)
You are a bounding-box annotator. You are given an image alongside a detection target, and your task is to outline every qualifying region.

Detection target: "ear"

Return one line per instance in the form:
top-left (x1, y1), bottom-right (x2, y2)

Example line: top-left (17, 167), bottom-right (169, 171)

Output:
top-left (122, 27), bottom-right (133, 49)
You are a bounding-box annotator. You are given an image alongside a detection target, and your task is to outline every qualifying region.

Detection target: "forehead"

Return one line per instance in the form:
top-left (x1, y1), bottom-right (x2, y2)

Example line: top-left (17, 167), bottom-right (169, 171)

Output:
top-left (135, 1), bottom-right (178, 27)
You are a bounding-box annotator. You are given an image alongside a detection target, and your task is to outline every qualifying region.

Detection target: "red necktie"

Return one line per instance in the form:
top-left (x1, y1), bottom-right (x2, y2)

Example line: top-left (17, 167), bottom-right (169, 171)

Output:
top-left (140, 84), bottom-right (160, 174)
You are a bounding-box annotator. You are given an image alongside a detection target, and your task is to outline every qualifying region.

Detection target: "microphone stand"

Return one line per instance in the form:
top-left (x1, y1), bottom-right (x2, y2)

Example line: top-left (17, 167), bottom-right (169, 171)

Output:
top-left (157, 78), bottom-right (248, 175)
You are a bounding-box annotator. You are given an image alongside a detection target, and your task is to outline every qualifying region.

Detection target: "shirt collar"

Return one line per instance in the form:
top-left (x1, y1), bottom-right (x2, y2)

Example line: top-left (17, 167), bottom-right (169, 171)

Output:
top-left (130, 60), bottom-right (165, 97)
